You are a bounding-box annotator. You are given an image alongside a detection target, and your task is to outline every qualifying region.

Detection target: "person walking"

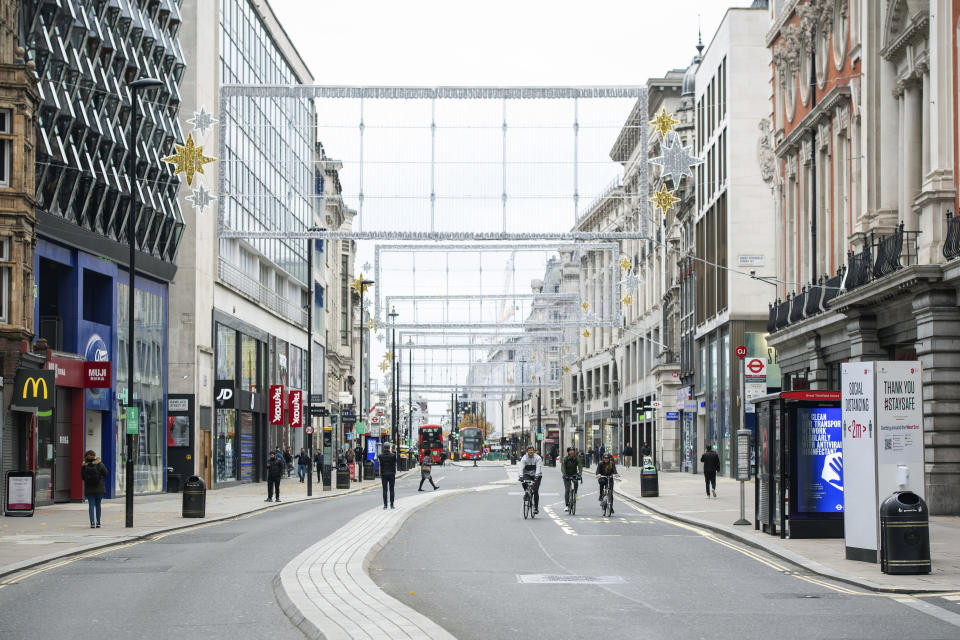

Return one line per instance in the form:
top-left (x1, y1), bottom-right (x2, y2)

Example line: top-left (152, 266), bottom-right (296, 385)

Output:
top-left (81, 450), bottom-right (108, 528)
top-left (418, 458), bottom-right (438, 491)
top-left (265, 450), bottom-right (285, 502)
top-left (641, 441), bottom-right (652, 458)
top-left (378, 442), bottom-right (398, 509)
top-left (700, 444), bottom-right (720, 498)
top-left (622, 443), bottom-right (634, 469)
top-left (315, 450), bottom-right (324, 484)
top-left (586, 447), bottom-right (593, 467)
top-left (283, 447), bottom-right (294, 478)
top-left (296, 448), bottom-right (310, 483)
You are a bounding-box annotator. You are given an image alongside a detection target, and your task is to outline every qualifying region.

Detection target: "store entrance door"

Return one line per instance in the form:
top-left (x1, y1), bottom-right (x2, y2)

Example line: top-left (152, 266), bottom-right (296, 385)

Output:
top-left (200, 430), bottom-right (212, 486)
top-left (54, 387), bottom-right (72, 502)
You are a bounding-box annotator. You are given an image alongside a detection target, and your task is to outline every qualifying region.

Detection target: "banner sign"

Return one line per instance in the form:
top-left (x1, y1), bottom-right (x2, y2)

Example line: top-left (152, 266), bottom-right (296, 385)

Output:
top-left (13, 368), bottom-right (55, 413)
top-left (341, 408), bottom-right (357, 424)
top-left (289, 389), bottom-right (303, 428)
top-left (269, 385), bottom-right (285, 425)
top-left (4, 471), bottom-right (35, 516)
top-left (214, 380), bottom-right (235, 408)
top-left (796, 407), bottom-right (844, 513)
top-left (875, 362), bottom-right (924, 499)
top-left (735, 429), bottom-right (751, 482)
top-left (842, 362), bottom-right (876, 556)
top-left (83, 362), bottom-right (112, 388)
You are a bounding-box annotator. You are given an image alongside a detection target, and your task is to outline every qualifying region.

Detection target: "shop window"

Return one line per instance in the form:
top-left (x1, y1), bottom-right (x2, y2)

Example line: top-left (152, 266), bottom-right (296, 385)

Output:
top-left (83, 269), bottom-right (112, 325)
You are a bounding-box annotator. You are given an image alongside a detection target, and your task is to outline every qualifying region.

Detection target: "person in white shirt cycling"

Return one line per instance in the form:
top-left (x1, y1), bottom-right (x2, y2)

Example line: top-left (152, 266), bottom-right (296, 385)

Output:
top-left (517, 445), bottom-right (543, 514)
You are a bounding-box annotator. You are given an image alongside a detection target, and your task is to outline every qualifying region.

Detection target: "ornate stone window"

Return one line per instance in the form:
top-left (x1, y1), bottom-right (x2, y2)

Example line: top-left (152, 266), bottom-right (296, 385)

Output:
top-left (782, 66), bottom-right (796, 123)
top-left (798, 41), bottom-right (812, 106)
top-left (833, 0), bottom-right (848, 69)
top-left (817, 22), bottom-right (830, 88)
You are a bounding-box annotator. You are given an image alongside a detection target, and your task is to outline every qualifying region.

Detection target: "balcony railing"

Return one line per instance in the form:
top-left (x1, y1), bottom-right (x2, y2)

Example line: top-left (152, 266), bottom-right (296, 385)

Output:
top-left (218, 258), bottom-right (307, 327)
top-left (768, 223), bottom-right (921, 334)
top-left (945, 210), bottom-right (960, 261)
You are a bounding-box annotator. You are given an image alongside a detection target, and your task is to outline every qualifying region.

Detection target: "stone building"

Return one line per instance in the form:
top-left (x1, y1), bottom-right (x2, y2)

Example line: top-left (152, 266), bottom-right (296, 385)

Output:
top-left (765, 0), bottom-right (960, 514)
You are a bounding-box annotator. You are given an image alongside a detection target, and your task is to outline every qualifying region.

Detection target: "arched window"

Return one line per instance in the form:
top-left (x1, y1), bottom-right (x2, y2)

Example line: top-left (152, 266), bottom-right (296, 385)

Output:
top-left (782, 66), bottom-right (796, 123)
top-left (799, 41), bottom-right (812, 106)
top-left (833, 0), bottom-right (848, 70)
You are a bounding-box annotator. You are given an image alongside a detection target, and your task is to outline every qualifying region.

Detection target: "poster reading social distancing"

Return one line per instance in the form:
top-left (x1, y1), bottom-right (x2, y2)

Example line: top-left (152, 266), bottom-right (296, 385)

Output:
top-left (841, 362), bottom-right (877, 560)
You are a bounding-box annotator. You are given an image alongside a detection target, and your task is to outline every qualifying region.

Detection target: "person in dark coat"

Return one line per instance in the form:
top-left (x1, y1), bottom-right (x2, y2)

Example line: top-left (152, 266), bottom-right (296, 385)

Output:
top-left (81, 450), bottom-right (108, 528)
top-left (265, 451), bottom-right (285, 502)
top-left (283, 447), bottom-right (294, 477)
top-left (621, 443), bottom-right (634, 469)
top-left (641, 441), bottom-right (652, 458)
top-left (378, 443), bottom-right (398, 509)
top-left (297, 448), bottom-right (310, 483)
top-left (700, 444), bottom-right (721, 498)
top-left (315, 450), bottom-right (324, 483)
top-left (418, 458), bottom-right (438, 491)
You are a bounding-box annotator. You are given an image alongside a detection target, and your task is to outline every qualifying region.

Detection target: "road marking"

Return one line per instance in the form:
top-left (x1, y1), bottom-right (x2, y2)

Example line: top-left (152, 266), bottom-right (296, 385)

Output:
top-left (542, 506), bottom-right (577, 536)
top-left (893, 596), bottom-right (960, 630)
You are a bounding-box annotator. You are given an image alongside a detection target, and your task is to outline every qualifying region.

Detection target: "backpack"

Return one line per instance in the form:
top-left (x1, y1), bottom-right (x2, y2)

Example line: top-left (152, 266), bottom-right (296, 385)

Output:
top-left (82, 463), bottom-right (101, 484)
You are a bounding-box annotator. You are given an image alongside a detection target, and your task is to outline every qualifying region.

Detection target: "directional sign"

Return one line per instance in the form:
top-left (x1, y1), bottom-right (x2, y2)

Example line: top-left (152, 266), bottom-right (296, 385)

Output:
top-left (735, 345), bottom-right (747, 360)
top-left (745, 357), bottom-right (767, 378)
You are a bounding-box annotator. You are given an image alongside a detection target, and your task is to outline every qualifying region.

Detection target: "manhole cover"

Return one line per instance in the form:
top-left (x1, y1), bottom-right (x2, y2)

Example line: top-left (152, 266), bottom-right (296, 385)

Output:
top-left (153, 532), bottom-right (241, 544)
top-left (764, 593), bottom-right (846, 600)
top-left (517, 574), bottom-right (625, 584)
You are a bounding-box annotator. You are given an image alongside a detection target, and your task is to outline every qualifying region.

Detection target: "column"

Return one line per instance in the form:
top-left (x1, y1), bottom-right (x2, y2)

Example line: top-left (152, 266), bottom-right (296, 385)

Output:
top-left (845, 313), bottom-right (885, 362)
top-left (878, 61), bottom-right (900, 224)
top-left (912, 289), bottom-right (960, 515)
top-left (903, 81), bottom-right (922, 231)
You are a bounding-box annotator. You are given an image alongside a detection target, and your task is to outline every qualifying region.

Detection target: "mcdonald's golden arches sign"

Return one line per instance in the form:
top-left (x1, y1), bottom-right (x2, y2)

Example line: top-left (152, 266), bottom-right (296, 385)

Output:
top-left (13, 369), bottom-right (56, 412)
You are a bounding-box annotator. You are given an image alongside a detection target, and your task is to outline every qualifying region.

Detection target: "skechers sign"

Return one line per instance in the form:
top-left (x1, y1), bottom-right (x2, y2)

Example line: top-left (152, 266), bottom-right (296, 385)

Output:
top-left (289, 389), bottom-right (303, 428)
top-left (269, 385), bottom-right (285, 425)
top-left (13, 369), bottom-right (56, 413)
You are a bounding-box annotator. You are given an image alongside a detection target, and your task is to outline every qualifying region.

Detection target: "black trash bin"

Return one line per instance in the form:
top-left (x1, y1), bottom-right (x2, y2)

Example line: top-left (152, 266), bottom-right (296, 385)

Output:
top-left (336, 462), bottom-right (350, 489)
top-left (363, 459), bottom-right (375, 480)
top-left (640, 461), bottom-right (659, 497)
top-left (166, 470), bottom-right (182, 493)
top-left (880, 491), bottom-right (931, 574)
top-left (182, 476), bottom-right (206, 518)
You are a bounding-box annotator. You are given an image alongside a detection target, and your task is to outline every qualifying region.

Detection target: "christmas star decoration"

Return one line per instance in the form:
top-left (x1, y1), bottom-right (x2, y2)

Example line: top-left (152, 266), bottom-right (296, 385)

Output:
top-left (507, 377), bottom-right (515, 384)
top-left (351, 274), bottom-right (372, 294)
top-left (376, 333), bottom-right (385, 343)
top-left (385, 352), bottom-right (393, 361)
top-left (649, 107), bottom-right (680, 139)
top-left (563, 365), bottom-right (570, 374)
top-left (622, 272), bottom-right (642, 292)
top-left (379, 360), bottom-right (390, 372)
top-left (650, 184), bottom-right (681, 214)
top-left (581, 301), bottom-right (590, 311)
top-left (650, 131), bottom-right (703, 184)
top-left (163, 133), bottom-right (216, 186)
top-left (622, 294), bottom-right (634, 306)
top-left (619, 257), bottom-right (632, 271)
top-left (186, 183), bottom-right (216, 213)
top-left (362, 261), bottom-right (372, 273)
top-left (366, 318), bottom-right (376, 331)
top-left (187, 106), bottom-right (218, 136)
top-left (582, 329), bottom-right (591, 338)
top-left (563, 345), bottom-right (570, 352)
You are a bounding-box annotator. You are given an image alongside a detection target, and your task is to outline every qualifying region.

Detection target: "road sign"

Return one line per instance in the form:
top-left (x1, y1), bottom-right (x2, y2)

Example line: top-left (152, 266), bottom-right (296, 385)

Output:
top-left (341, 408), bottom-right (356, 424)
top-left (651, 400), bottom-right (662, 409)
top-left (735, 345), bottom-right (747, 360)
top-left (125, 406), bottom-right (139, 434)
top-left (745, 357), bottom-right (767, 378)
top-left (665, 411), bottom-right (679, 421)
top-left (305, 425), bottom-right (315, 435)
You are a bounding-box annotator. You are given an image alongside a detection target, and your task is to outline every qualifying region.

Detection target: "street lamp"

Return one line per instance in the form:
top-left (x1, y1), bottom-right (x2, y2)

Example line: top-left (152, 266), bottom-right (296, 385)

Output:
top-left (306, 226), bottom-right (324, 497)
top-left (352, 275), bottom-right (374, 450)
top-left (406, 337), bottom-right (414, 449)
top-left (388, 307), bottom-right (398, 451)
top-left (125, 77), bottom-right (162, 529)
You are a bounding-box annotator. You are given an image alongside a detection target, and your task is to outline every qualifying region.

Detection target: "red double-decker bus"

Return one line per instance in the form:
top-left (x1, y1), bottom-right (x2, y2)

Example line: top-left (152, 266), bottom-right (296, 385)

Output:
top-left (418, 424), bottom-right (444, 465)
top-left (459, 427), bottom-right (483, 460)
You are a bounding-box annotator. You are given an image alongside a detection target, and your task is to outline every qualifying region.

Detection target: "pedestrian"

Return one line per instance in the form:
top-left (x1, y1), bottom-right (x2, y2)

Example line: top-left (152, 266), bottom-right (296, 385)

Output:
top-left (346, 447), bottom-right (355, 463)
top-left (700, 444), bottom-right (720, 498)
top-left (378, 442), bottom-right (398, 509)
top-left (265, 450), bottom-right (285, 502)
top-left (283, 447), bottom-right (294, 478)
top-left (315, 450), bottom-right (324, 483)
top-left (81, 450), bottom-right (108, 529)
top-left (641, 441), bottom-right (652, 458)
top-left (586, 447), bottom-right (593, 467)
top-left (418, 458), bottom-right (438, 491)
top-left (622, 443), bottom-right (634, 469)
top-left (297, 447), bottom-right (310, 483)
top-left (599, 444), bottom-right (606, 461)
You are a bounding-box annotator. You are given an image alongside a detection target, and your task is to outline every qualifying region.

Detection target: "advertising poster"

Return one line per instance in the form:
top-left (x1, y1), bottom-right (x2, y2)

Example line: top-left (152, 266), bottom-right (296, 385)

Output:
top-left (6, 474), bottom-right (34, 511)
top-left (167, 416), bottom-right (190, 447)
top-left (796, 407), bottom-right (843, 513)
top-left (875, 362), bottom-right (924, 499)
top-left (841, 362), bottom-right (878, 557)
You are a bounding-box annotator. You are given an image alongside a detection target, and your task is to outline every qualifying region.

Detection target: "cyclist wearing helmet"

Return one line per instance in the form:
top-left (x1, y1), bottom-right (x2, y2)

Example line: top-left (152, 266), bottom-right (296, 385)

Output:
top-left (517, 445), bottom-right (543, 514)
top-left (595, 452), bottom-right (619, 514)
top-left (560, 447), bottom-right (583, 513)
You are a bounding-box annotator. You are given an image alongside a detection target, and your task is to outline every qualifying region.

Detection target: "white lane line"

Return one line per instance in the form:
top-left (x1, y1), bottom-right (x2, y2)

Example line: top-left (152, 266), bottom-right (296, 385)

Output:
top-left (543, 505), bottom-right (578, 536)
top-left (276, 486), bottom-right (495, 639)
top-left (893, 596), bottom-right (960, 630)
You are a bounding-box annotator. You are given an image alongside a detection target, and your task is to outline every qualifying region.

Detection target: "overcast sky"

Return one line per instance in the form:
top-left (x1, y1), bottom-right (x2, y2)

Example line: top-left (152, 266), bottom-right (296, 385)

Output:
top-left (269, 0), bottom-right (756, 86)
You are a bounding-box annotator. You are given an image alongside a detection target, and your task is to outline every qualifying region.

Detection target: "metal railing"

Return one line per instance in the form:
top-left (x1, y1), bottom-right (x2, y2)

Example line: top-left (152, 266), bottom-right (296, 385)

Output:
top-left (944, 210), bottom-right (960, 261)
top-left (218, 258), bottom-right (307, 327)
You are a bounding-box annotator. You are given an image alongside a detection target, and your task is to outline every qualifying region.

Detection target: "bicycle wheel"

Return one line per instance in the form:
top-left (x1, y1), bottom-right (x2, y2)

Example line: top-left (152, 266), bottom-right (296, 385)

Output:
top-left (569, 488), bottom-right (577, 515)
top-left (523, 494), bottom-right (530, 519)
top-left (602, 492), bottom-right (611, 518)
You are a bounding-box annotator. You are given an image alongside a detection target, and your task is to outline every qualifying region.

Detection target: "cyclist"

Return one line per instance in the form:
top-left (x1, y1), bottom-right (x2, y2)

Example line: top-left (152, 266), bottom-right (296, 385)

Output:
top-left (560, 447), bottom-right (583, 513)
top-left (595, 452), bottom-right (619, 515)
top-left (517, 445), bottom-right (543, 514)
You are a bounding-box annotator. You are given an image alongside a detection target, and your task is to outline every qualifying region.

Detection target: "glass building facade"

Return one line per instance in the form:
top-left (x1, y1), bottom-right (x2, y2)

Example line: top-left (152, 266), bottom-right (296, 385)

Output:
top-left (219, 0), bottom-right (313, 285)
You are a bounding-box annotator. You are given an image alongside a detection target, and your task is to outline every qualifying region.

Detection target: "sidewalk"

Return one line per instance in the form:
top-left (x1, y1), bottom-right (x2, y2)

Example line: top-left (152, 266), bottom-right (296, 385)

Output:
top-left (613, 467), bottom-right (960, 593)
top-left (0, 472), bottom-right (394, 577)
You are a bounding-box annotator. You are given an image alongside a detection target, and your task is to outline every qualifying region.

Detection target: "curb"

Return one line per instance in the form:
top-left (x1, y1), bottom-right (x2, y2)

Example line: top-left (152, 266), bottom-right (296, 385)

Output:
top-left (614, 485), bottom-right (947, 595)
top-left (0, 473), bottom-right (407, 580)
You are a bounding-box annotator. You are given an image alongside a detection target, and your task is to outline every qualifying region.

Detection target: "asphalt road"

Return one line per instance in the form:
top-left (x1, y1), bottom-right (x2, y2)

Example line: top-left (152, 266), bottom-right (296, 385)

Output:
top-left (0, 466), bottom-right (462, 640)
top-left (371, 465), bottom-right (960, 640)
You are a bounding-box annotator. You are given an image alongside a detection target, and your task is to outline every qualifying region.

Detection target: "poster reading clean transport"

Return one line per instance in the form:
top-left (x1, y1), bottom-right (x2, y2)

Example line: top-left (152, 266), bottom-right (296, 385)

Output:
top-left (796, 407), bottom-right (843, 513)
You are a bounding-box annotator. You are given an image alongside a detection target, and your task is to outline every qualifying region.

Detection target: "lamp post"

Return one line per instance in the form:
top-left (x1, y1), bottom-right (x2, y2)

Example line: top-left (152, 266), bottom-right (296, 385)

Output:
top-left (306, 227), bottom-right (323, 497)
top-left (125, 77), bottom-right (162, 529)
top-left (407, 337), bottom-right (414, 448)
top-left (388, 307), bottom-right (398, 451)
top-left (354, 276), bottom-right (374, 451)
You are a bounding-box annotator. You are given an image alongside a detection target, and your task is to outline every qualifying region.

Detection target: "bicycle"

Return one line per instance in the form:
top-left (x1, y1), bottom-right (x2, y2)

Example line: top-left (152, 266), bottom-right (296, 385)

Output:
top-left (599, 475), bottom-right (620, 517)
top-left (563, 475), bottom-right (581, 515)
top-left (521, 476), bottom-right (537, 519)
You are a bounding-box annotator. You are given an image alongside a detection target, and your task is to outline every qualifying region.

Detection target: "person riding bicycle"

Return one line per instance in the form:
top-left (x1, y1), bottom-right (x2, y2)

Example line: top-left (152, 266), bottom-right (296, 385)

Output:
top-left (560, 447), bottom-right (583, 513)
top-left (595, 452), bottom-right (619, 515)
top-left (517, 445), bottom-right (543, 514)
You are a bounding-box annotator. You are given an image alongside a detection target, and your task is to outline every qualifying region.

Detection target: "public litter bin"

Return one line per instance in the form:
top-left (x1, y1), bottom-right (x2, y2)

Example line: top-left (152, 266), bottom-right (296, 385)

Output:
top-left (510, 453), bottom-right (517, 465)
top-left (166, 470), bottom-right (182, 493)
top-left (640, 460), bottom-right (659, 498)
top-left (182, 476), bottom-right (206, 518)
top-left (363, 459), bottom-right (375, 480)
top-left (880, 491), bottom-right (931, 574)
top-left (336, 463), bottom-right (350, 489)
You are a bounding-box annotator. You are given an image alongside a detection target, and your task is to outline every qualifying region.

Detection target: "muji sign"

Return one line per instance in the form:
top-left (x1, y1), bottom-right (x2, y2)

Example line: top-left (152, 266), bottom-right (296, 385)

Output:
top-left (269, 385), bottom-right (285, 425)
top-left (289, 389), bottom-right (303, 428)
